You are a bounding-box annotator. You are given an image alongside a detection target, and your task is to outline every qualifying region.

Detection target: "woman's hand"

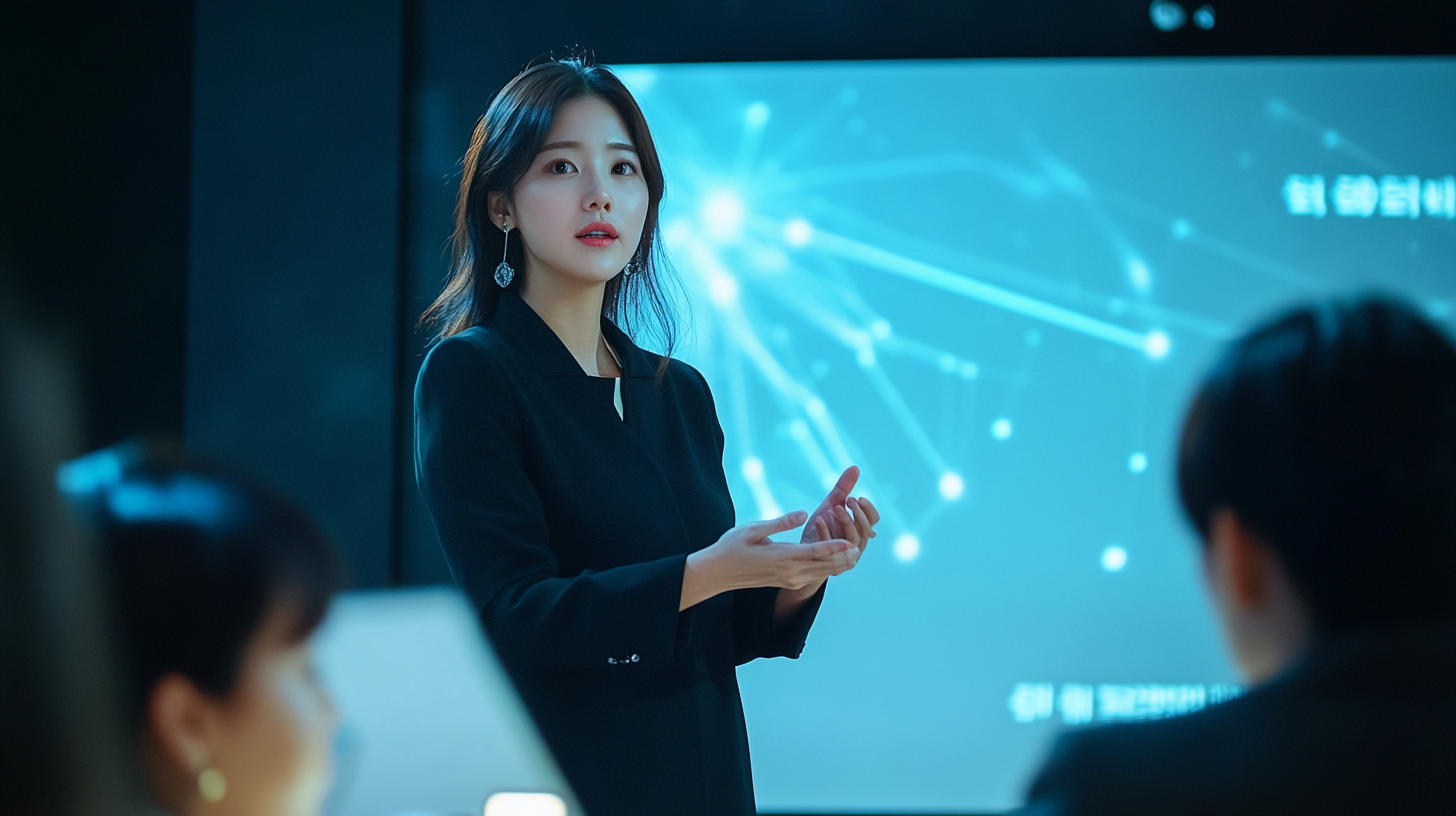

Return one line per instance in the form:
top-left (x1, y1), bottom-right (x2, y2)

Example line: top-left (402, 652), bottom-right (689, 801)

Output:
top-left (680, 511), bottom-right (860, 611)
top-left (774, 466), bottom-right (881, 621)
top-left (800, 466), bottom-right (880, 556)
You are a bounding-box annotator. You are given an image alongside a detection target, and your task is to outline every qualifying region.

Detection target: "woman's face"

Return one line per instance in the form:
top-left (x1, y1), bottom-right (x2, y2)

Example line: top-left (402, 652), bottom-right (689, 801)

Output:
top-left (150, 599), bottom-right (336, 816)
top-left (500, 95), bottom-right (649, 289)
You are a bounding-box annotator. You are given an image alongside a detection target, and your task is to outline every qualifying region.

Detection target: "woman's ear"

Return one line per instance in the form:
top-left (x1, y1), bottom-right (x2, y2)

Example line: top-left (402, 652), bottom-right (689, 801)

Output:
top-left (486, 191), bottom-right (512, 229)
top-left (147, 673), bottom-right (216, 780)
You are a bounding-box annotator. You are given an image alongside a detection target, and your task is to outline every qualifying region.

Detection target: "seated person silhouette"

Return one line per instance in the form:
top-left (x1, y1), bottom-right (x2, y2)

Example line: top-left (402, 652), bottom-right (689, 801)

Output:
top-left (59, 441), bottom-right (343, 816)
top-left (1021, 296), bottom-right (1456, 815)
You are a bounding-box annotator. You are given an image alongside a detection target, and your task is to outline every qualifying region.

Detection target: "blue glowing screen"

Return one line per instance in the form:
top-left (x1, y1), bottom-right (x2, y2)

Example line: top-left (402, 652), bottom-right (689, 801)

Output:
top-left (612, 58), bottom-right (1456, 812)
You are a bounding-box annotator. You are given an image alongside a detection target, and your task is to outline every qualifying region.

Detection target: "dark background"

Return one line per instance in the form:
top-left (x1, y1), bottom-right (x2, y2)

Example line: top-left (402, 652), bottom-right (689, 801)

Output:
top-left (5, 0), bottom-right (1454, 591)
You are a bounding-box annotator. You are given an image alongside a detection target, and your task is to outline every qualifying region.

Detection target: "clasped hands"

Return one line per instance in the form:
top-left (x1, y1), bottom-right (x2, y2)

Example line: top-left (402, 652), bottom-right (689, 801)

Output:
top-left (680, 466), bottom-right (880, 611)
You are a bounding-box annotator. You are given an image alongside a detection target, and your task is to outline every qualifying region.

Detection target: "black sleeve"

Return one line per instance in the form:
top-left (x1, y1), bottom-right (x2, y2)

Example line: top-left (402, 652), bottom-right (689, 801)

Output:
top-left (415, 337), bottom-right (686, 670)
top-left (679, 362), bottom-right (827, 663)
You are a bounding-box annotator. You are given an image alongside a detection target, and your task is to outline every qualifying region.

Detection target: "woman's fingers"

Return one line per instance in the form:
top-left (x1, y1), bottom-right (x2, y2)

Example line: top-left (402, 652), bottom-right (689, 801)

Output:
top-left (858, 496), bottom-right (881, 527)
top-left (847, 498), bottom-right (874, 550)
top-left (828, 465), bottom-right (860, 499)
top-left (833, 504), bottom-right (860, 546)
top-left (743, 510), bottom-right (808, 541)
top-left (801, 538), bottom-right (855, 560)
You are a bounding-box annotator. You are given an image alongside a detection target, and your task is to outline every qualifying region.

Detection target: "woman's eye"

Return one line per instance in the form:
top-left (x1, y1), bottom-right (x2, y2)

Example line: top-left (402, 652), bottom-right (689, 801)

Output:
top-left (550, 160), bottom-right (573, 174)
top-left (613, 162), bottom-right (636, 175)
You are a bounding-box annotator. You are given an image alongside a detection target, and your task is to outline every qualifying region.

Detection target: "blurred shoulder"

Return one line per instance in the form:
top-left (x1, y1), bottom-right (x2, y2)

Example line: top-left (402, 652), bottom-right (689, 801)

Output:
top-left (1022, 699), bottom-right (1258, 816)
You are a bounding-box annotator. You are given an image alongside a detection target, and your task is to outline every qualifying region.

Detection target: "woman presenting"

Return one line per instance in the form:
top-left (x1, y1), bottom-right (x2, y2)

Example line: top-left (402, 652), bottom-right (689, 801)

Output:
top-left (414, 56), bottom-right (880, 815)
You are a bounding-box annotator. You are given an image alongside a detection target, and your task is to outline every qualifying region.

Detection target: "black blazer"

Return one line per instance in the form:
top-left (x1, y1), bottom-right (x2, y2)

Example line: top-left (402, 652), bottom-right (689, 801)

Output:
top-left (414, 292), bottom-right (824, 816)
top-left (1020, 624), bottom-right (1456, 815)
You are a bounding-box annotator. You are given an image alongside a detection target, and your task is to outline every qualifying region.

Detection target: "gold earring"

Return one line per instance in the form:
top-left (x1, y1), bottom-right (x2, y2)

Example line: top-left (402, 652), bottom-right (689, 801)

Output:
top-left (198, 767), bottom-right (227, 803)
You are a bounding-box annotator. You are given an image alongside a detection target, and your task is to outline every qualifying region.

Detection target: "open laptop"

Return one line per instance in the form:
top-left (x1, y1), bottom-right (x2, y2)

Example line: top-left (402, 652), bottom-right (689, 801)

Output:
top-left (312, 587), bottom-right (581, 816)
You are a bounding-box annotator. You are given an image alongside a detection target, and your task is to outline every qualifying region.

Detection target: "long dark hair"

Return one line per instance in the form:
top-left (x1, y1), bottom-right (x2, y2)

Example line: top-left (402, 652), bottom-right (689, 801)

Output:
top-left (421, 55), bottom-right (683, 367)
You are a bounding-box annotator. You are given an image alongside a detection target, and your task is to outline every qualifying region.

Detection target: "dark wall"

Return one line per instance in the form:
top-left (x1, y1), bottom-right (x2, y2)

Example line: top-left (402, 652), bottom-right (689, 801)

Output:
top-left (186, 0), bottom-right (405, 587)
top-left (0, 1), bottom-right (193, 451)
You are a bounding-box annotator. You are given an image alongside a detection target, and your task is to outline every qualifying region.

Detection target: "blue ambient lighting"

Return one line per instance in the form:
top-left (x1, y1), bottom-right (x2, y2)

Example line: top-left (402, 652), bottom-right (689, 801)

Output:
top-left (609, 58), bottom-right (1456, 813)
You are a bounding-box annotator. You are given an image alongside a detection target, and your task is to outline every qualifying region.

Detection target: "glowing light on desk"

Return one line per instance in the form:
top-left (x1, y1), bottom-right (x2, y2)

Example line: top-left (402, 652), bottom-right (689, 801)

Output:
top-left (484, 792), bottom-right (567, 816)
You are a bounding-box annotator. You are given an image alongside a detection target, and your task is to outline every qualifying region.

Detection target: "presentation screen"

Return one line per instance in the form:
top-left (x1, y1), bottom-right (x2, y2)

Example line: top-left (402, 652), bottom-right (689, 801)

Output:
top-left (610, 57), bottom-right (1456, 813)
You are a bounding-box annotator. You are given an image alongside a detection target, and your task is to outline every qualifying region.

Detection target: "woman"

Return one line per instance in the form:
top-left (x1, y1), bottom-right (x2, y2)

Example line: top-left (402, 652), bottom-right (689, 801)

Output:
top-left (59, 441), bottom-right (341, 816)
top-left (415, 56), bottom-right (881, 815)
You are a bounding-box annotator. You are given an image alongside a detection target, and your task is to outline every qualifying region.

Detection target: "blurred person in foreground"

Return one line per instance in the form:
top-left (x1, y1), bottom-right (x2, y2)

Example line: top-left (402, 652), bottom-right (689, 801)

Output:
top-left (60, 441), bottom-right (343, 816)
top-left (1022, 295), bottom-right (1456, 815)
top-left (2, 284), bottom-right (133, 815)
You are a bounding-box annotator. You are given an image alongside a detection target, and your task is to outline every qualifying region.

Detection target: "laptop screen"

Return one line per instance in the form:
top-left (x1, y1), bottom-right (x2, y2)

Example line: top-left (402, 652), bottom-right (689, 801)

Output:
top-left (313, 588), bottom-right (579, 816)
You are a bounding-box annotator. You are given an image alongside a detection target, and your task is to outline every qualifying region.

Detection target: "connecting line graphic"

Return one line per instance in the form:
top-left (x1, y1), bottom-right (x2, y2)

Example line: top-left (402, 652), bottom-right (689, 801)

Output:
top-left (621, 67), bottom-right (1263, 562)
top-left (804, 227), bottom-right (1171, 358)
top-left (670, 224), bottom-right (918, 538)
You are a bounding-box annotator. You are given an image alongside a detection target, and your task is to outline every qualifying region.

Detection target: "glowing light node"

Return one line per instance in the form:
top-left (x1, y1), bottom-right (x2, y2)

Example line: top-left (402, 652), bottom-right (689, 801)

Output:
top-left (701, 191), bottom-right (745, 241)
top-left (855, 346), bottom-right (877, 368)
top-left (991, 418), bottom-right (1013, 441)
top-left (1144, 330), bottom-right (1172, 360)
top-left (870, 319), bottom-right (892, 340)
top-left (938, 472), bottom-right (965, 501)
top-left (1128, 452), bottom-right (1149, 474)
top-left (708, 273), bottom-right (739, 306)
top-left (893, 533), bottom-right (921, 562)
top-left (783, 218), bottom-right (813, 247)
top-left (938, 353), bottom-right (958, 373)
top-left (1126, 257), bottom-right (1152, 291)
top-left (959, 362), bottom-right (980, 380)
top-left (1171, 218), bottom-right (1193, 239)
top-left (741, 456), bottom-right (765, 481)
top-left (805, 398), bottom-right (828, 419)
top-left (745, 101), bottom-right (771, 128)
top-left (1101, 545), bottom-right (1129, 572)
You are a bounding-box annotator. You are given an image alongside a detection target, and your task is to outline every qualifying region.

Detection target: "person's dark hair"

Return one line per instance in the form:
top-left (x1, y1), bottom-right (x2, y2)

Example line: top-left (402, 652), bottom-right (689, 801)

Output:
top-left (1177, 294), bottom-right (1456, 634)
top-left (58, 440), bottom-right (342, 721)
top-left (420, 54), bottom-right (684, 370)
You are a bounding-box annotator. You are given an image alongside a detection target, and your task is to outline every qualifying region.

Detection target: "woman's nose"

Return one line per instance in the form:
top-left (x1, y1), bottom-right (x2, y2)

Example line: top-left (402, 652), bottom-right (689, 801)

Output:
top-left (584, 172), bottom-right (613, 212)
top-left (585, 191), bottom-right (613, 213)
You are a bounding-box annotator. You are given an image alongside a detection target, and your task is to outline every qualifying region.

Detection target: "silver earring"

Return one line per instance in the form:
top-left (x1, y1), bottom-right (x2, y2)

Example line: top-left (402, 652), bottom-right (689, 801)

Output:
top-left (622, 251), bottom-right (641, 277)
top-left (494, 220), bottom-right (515, 288)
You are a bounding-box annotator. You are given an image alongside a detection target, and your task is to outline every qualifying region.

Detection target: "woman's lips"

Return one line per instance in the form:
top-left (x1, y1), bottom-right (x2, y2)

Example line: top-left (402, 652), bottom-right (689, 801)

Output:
top-left (576, 221), bottom-right (618, 247)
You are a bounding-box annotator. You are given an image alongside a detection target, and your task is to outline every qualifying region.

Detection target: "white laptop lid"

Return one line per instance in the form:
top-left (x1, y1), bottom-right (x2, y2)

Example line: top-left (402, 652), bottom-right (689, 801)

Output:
top-left (313, 587), bottom-right (580, 816)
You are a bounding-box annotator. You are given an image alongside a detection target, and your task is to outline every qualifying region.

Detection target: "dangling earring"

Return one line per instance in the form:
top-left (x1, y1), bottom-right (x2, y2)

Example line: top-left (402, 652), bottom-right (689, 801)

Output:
top-left (494, 218), bottom-right (515, 288)
top-left (622, 249), bottom-right (641, 277)
top-left (198, 767), bottom-right (227, 803)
